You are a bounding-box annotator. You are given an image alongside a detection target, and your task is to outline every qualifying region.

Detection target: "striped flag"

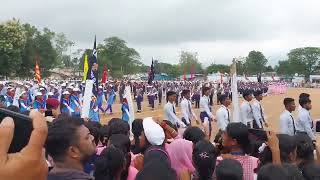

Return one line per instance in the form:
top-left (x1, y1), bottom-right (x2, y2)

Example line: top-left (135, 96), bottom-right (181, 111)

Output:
top-left (35, 56), bottom-right (41, 83)
top-left (83, 54), bottom-right (89, 80)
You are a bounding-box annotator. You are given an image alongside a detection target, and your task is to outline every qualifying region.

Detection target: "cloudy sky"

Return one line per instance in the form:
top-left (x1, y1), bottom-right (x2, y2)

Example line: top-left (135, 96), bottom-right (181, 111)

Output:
top-left (1, 0), bottom-right (320, 66)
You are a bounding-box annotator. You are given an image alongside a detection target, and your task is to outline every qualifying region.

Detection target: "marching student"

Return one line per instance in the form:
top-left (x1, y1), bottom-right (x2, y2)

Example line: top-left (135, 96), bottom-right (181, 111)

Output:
top-left (105, 87), bottom-right (116, 114)
top-left (121, 98), bottom-right (130, 123)
top-left (4, 87), bottom-right (14, 107)
top-left (181, 89), bottom-right (198, 126)
top-left (164, 91), bottom-right (185, 129)
top-left (60, 91), bottom-right (73, 115)
top-left (18, 91), bottom-right (30, 113)
top-left (96, 86), bottom-right (105, 113)
top-left (89, 95), bottom-right (100, 122)
top-left (200, 86), bottom-right (214, 138)
top-left (147, 86), bottom-right (157, 110)
top-left (33, 91), bottom-right (46, 113)
top-left (70, 87), bottom-right (81, 117)
top-left (240, 90), bottom-right (254, 128)
top-left (296, 97), bottom-right (315, 142)
top-left (136, 85), bottom-right (143, 113)
top-left (279, 97), bottom-right (296, 136)
top-left (216, 95), bottom-right (231, 132)
top-left (252, 90), bottom-right (268, 129)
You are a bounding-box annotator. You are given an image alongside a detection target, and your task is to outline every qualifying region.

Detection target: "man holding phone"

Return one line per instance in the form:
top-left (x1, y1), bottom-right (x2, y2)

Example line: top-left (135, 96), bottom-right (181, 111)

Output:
top-left (0, 110), bottom-right (48, 180)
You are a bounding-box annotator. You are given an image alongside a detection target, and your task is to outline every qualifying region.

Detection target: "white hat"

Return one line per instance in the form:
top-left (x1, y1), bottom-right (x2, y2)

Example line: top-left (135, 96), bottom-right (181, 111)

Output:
top-left (19, 91), bottom-right (26, 97)
top-left (35, 91), bottom-right (43, 96)
top-left (67, 86), bottom-right (74, 89)
top-left (48, 92), bottom-right (54, 96)
top-left (73, 87), bottom-right (80, 92)
top-left (99, 85), bottom-right (103, 89)
top-left (39, 87), bottom-right (46, 91)
top-left (62, 91), bottom-right (70, 95)
top-left (61, 83), bottom-right (66, 87)
top-left (142, 117), bottom-right (165, 146)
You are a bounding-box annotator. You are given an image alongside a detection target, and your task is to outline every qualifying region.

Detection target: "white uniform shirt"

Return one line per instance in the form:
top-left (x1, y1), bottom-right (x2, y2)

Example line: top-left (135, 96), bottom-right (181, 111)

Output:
top-left (296, 108), bottom-right (315, 140)
top-left (181, 98), bottom-right (197, 124)
top-left (216, 105), bottom-right (231, 131)
top-left (164, 101), bottom-right (184, 127)
top-left (279, 110), bottom-right (296, 136)
top-left (252, 100), bottom-right (265, 129)
top-left (240, 101), bottom-right (254, 125)
top-left (200, 95), bottom-right (214, 118)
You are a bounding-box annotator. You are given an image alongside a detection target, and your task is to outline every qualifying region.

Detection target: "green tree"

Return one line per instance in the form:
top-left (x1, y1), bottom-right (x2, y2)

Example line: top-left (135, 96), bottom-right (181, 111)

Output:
top-left (244, 50), bottom-right (268, 75)
top-left (0, 19), bottom-right (26, 76)
top-left (206, 63), bottom-right (230, 74)
top-left (54, 33), bottom-right (74, 68)
top-left (179, 51), bottom-right (202, 74)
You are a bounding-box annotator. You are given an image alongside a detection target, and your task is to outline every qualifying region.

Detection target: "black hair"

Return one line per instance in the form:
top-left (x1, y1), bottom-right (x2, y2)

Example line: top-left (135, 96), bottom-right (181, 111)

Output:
top-left (181, 89), bottom-right (190, 97)
top-left (202, 87), bottom-right (210, 96)
top-left (166, 91), bottom-right (176, 98)
top-left (85, 121), bottom-right (101, 145)
top-left (136, 161), bottom-right (177, 180)
top-left (242, 90), bottom-right (252, 99)
top-left (283, 97), bottom-right (294, 106)
top-left (6, 105), bottom-right (20, 112)
top-left (216, 159), bottom-right (243, 180)
top-left (107, 118), bottom-right (130, 139)
top-left (144, 146), bottom-right (171, 167)
top-left (282, 163), bottom-right (304, 180)
top-left (99, 125), bottom-right (109, 146)
top-left (219, 94), bottom-right (229, 104)
top-left (257, 164), bottom-right (290, 180)
top-left (183, 126), bottom-right (205, 144)
top-left (108, 134), bottom-right (131, 180)
top-left (299, 93), bottom-right (310, 99)
top-left (295, 134), bottom-right (315, 170)
top-left (94, 146), bottom-right (125, 180)
top-left (131, 119), bottom-right (144, 154)
top-left (299, 97), bottom-right (311, 107)
top-left (301, 163), bottom-right (320, 180)
top-left (226, 123), bottom-right (250, 153)
top-left (254, 90), bottom-right (263, 97)
top-left (192, 140), bottom-right (217, 180)
top-left (259, 134), bottom-right (297, 166)
top-left (45, 117), bottom-right (85, 162)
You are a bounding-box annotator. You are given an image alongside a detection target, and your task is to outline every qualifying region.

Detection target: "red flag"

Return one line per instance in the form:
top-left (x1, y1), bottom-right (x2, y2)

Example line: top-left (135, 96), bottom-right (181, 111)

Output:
top-left (102, 65), bottom-right (107, 83)
top-left (271, 74), bottom-right (275, 81)
top-left (35, 56), bottom-right (41, 83)
top-left (183, 72), bottom-right (187, 80)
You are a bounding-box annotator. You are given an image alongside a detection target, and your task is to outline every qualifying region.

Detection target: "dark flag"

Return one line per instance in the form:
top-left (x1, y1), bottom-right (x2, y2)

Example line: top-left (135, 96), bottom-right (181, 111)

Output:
top-left (148, 59), bottom-right (155, 84)
top-left (87, 36), bottom-right (99, 95)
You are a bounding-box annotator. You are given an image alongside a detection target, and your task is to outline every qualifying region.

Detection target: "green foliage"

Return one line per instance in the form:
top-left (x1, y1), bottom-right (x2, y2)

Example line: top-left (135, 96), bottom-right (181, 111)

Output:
top-left (0, 19), bottom-right (26, 76)
top-left (179, 51), bottom-right (203, 73)
top-left (206, 63), bottom-right (230, 74)
top-left (244, 50), bottom-right (268, 75)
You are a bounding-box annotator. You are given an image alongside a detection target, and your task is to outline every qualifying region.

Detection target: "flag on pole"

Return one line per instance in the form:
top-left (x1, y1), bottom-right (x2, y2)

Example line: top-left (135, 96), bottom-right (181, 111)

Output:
top-left (102, 65), bottom-right (107, 83)
top-left (220, 73), bottom-right (224, 83)
top-left (271, 74), bottom-right (275, 81)
top-left (86, 36), bottom-right (99, 95)
top-left (35, 56), bottom-right (41, 83)
top-left (183, 72), bottom-right (187, 80)
top-left (148, 59), bottom-right (155, 85)
top-left (230, 58), bottom-right (240, 122)
top-left (83, 54), bottom-right (89, 80)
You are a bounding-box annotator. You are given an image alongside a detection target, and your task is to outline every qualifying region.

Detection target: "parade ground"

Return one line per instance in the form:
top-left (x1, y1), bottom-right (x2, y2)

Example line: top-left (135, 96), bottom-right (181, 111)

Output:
top-left (100, 88), bottom-right (320, 134)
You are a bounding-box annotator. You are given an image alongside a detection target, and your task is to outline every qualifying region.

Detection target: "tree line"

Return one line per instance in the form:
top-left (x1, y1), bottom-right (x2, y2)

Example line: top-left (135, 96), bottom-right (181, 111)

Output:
top-left (1, 19), bottom-right (320, 79)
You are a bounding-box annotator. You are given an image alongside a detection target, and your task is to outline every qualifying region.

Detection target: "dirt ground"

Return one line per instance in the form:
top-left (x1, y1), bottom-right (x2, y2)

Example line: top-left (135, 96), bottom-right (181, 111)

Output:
top-left (100, 88), bottom-right (320, 134)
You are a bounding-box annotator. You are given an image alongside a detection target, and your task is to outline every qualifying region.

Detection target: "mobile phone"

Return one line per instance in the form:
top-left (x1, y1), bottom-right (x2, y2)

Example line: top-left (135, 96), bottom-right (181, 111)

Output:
top-left (248, 128), bottom-right (267, 142)
top-left (45, 110), bottom-right (53, 117)
top-left (0, 108), bottom-right (33, 153)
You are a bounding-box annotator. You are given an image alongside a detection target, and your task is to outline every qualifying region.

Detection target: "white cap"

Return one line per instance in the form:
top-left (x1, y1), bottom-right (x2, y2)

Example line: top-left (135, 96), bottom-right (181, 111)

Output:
top-left (35, 91), bottom-right (43, 96)
top-left (67, 86), bottom-right (74, 89)
top-left (62, 91), bottom-right (70, 95)
top-left (39, 87), bottom-right (46, 91)
top-left (48, 92), bottom-right (54, 96)
top-left (99, 85), bottom-right (103, 89)
top-left (19, 91), bottom-right (26, 97)
top-left (73, 87), bottom-right (80, 92)
top-left (61, 83), bottom-right (66, 87)
top-left (142, 117), bottom-right (165, 146)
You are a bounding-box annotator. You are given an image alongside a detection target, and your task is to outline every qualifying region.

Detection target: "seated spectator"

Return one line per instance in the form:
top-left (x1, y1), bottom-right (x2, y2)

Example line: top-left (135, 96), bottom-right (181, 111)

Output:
top-left (45, 117), bottom-right (96, 180)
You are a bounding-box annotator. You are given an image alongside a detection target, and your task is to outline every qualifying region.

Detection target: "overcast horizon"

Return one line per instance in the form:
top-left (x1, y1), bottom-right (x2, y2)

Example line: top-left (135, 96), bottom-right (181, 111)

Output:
top-left (2, 0), bottom-right (320, 67)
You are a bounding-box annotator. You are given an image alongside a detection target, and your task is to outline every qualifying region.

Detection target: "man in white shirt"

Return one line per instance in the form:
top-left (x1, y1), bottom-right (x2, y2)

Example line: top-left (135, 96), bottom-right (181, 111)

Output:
top-left (252, 90), bottom-right (268, 129)
top-left (297, 93), bottom-right (310, 115)
top-left (279, 97), bottom-right (296, 136)
top-left (200, 86), bottom-right (214, 138)
top-left (240, 90), bottom-right (254, 128)
top-left (164, 91), bottom-right (185, 128)
top-left (214, 94), bottom-right (231, 143)
top-left (296, 97), bottom-right (315, 141)
top-left (180, 89), bottom-right (197, 126)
